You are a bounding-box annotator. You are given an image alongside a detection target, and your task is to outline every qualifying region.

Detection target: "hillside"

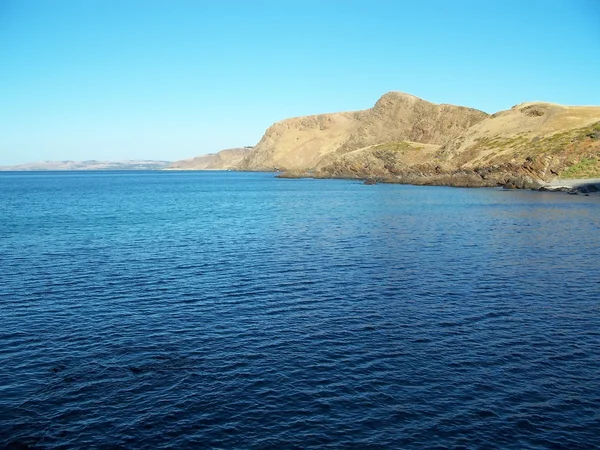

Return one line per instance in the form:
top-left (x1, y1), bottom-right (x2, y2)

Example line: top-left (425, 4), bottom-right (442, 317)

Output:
top-left (440, 102), bottom-right (600, 179)
top-left (236, 92), bottom-right (488, 171)
top-left (314, 102), bottom-right (600, 187)
top-left (166, 148), bottom-right (251, 170)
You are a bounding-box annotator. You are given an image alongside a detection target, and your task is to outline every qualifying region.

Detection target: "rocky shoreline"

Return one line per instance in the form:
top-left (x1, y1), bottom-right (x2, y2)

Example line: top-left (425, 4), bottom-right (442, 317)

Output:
top-left (276, 170), bottom-right (600, 195)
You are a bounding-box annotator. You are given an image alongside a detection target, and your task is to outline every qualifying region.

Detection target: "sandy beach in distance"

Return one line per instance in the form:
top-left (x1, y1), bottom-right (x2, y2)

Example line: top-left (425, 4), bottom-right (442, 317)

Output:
top-left (539, 177), bottom-right (600, 194)
top-left (543, 177), bottom-right (600, 187)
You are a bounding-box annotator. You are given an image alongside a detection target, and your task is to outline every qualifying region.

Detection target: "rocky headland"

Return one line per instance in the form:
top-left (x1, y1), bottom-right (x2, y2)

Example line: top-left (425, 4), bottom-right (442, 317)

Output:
top-left (233, 92), bottom-right (600, 191)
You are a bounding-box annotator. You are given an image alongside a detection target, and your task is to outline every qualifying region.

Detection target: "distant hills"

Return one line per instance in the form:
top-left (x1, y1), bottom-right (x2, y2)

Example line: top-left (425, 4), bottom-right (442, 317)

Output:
top-left (0, 160), bottom-right (171, 171)
top-left (1, 149), bottom-right (253, 172)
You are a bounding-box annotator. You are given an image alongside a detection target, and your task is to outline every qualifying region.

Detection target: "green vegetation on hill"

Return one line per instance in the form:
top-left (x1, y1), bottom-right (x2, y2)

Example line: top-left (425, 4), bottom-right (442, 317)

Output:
top-left (560, 157), bottom-right (600, 179)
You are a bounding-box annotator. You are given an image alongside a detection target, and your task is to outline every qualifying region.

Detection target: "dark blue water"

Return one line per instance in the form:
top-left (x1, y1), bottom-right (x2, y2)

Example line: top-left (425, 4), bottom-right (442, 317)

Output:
top-left (1, 171), bottom-right (599, 449)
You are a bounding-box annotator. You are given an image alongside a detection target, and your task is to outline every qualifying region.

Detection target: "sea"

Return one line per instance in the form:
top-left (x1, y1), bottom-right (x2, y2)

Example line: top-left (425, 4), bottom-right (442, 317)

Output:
top-left (1, 171), bottom-right (599, 449)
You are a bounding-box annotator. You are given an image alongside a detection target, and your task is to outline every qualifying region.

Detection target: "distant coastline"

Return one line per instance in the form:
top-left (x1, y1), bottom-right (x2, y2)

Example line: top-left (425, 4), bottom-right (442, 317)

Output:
top-left (0, 160), bottom-right (171, 171)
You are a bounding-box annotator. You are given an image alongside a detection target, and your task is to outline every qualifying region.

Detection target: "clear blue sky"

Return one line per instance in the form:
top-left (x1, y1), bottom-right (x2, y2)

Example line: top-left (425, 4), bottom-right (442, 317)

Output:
top-left (1, 0), bottom-right (599, 165)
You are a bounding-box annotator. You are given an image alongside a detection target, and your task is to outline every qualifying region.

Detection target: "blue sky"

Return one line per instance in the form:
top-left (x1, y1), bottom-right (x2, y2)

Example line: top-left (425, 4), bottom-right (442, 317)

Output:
top-left (1, 0), bottom-right (599, 165)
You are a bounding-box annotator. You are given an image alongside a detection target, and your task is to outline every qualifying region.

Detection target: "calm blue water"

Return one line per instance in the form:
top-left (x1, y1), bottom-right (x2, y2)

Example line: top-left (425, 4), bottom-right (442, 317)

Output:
top-left (1, 171), bottom-right (599, 449)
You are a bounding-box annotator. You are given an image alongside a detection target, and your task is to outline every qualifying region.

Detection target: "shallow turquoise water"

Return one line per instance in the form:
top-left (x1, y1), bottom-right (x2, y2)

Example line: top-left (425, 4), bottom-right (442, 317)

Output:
top-left (1, 171), bottom-right (599, 448)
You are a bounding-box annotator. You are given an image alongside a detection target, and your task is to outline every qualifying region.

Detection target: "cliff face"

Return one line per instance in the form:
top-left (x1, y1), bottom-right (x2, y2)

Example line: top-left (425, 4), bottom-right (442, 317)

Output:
top-left (236, 92), bottom-right (488, 171)
top-left (166, 148), bottom-right (251, 170)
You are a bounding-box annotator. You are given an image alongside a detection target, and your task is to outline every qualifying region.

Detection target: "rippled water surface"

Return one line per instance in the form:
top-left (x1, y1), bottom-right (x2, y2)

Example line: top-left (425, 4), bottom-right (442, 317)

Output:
top-left (1, 171), bottom-right (599, 449)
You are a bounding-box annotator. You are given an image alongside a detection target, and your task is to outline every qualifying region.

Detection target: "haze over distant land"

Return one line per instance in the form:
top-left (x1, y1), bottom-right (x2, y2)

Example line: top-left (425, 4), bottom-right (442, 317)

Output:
top-left (0, 1), bottom-right (599, 165)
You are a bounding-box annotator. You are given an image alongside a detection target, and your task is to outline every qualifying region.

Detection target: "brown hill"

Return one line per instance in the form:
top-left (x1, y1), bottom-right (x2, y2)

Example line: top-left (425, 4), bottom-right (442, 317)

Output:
top-left (166, 147), bottom-right (251, 170)
top-left (280, 100), bottom-right (600, 188)
top-left (237, 92), bottom-right (488, 171)
top-left (439, 102), bottom-right (600, 179)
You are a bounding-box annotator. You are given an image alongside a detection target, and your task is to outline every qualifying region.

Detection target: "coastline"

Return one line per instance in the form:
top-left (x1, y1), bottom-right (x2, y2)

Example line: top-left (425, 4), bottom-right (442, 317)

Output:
top-left (276, 170), bottom-right (600, 195)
